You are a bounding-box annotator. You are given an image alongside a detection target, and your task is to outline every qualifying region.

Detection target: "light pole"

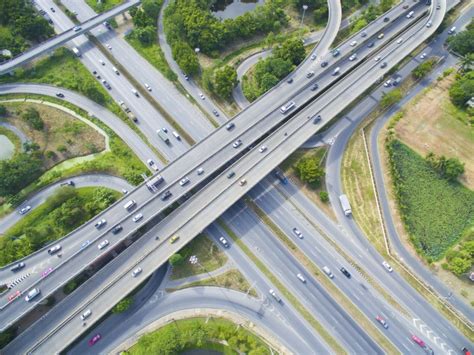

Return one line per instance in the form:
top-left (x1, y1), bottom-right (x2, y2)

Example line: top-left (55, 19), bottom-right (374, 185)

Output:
top-left (301, 4), bottom-right (308, 27)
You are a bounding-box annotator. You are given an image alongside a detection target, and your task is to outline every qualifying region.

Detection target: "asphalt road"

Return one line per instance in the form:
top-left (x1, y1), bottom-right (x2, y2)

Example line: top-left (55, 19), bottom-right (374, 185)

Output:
top-left (61, 0), bottom-right (217, 141)
top-left (368, 4), bottom-right (474, 319)
top-left (0, 0), bottom-right (140, 75)
top-left (0, 1), bottom-right (421, 319)
top-left (0, 174), bottom-right (132, 235)
top-left (0, 1), bottom-right (448, 349)
top-left (35, 0), bottom-right (189, 162)
top-left (0, 83), bottom-right (159, 164)
top-left (158, 0), bottom-right (228, 122)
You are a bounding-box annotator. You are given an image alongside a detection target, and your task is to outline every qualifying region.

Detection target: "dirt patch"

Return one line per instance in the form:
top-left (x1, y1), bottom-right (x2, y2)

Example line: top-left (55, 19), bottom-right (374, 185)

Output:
top-left (2, 102), bottom-right (105, 169)
top-left (394, 74), bottom-right (474, 189)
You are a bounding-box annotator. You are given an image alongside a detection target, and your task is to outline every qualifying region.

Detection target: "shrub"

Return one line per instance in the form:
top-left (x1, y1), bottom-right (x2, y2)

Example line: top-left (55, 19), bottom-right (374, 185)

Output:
top-left (21, 107), bottom-right (44, 130)
top-left (319, 191), bottom-right (329, 203)
top-left (0, 153), bottom-right (43, 197)
top-left (169, 253), bottom-right (184, 266)
top-left (112, 296), bottom-right (133, 313)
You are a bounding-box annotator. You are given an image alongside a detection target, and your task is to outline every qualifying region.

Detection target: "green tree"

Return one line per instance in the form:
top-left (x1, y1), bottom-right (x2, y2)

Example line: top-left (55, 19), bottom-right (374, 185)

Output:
top-left (294, 156), bottom-right (325, 187)
top-left (380, 89), bottom-right (402, 108)
top-left (81, 82), bottom-right (105, 105)
top-left (21, 107), bottom-right (44, 130)
top-left (112, 296), bottom-right (133, 313)
top-left (0, 153), bottom-right (43, 197)
top-left (172, 41), bottom-right (200, 75)
top-left (214, 65), bottom-right (238, 99)
top-left (412, 59), bottom-right (435, 79)
top-left (447, 28), bottom-right (474, 56)
top-left (134, 26), bottom-right (156, 45)
top-left (273, 37), bottom-right (306, 66)
top-left (319, 191), bottom-right (329, 203)
top-left (447, 256), bottom-right (471, 275)
top-left (460, 53), bottom-right (474, 72)
top-left (449, 71), bottom-right (474, 107)
top-left (169, 253), bottom-right (184, 266)
top-left (444, 157), bottom-right (465, 181)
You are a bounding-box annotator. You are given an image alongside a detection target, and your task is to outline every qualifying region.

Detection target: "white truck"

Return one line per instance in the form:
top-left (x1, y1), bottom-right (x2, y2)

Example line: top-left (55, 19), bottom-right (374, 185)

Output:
top-left (118, 100), bottom-right (138, 123)
top-left (146, 175), bottom-right (164, 192)
top-left (72, 47), bottom-right (81, 57)
top-left (339, 194), bottom-right (352, 216)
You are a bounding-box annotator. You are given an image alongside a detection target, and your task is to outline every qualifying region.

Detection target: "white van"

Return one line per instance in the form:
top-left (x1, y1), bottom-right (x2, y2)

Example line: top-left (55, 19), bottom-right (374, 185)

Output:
top-left (112, 66), bottom-right (119, 74)
top-left (406, 11), bottom-right (414, 18)
top-left (80, 309), bottom-right (92, 320)
top-left (448, 26), bottom-right (456, 34)
top-left (323, 266), bottom-right (334, 279)
top-left (25, 288), bottom-right (40, 302)
top-left (172, 131), bottom-right (181, 140)
top-left (124, 200), bottom-right (136, 211)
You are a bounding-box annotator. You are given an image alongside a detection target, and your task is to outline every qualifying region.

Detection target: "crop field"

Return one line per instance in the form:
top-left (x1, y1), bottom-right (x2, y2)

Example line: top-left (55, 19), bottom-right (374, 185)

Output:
top-left (387, 139), bottom-right (474, 260)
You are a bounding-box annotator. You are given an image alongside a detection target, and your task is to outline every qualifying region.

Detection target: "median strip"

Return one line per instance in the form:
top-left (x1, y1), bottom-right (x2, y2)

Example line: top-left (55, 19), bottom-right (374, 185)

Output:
top-left (245, 199), bottom-right (400, 355)
top-left (217, 219), bottom-right (346, 354)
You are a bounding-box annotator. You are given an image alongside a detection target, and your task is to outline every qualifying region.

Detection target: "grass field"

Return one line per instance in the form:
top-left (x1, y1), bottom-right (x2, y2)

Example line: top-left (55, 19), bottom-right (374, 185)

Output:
top-left (387, 139), bottom-right (474, 260)
top-left (127, 317), bottom-right (271, 355)
top-left (170, 235), bottom-right (227, 280)
top-left (1, 102), bottom-right (105, 169)
top-left (86, 0), bottom-right (122, 13)
top-left (394, 74), bottom-right (474, 189)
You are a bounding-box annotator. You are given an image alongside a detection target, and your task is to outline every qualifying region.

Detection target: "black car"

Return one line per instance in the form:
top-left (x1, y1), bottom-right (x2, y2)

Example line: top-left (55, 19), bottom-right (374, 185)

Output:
top-left (56, 92), bottom-right (64, 98)
top-left (11, 262), bottom-right (25, 272)
top-left (380, 62), bottom-right (388, 69)
top-left (311, 114), bottom-right (322, 124)
top-left (160, 190), bottom-right (172, 201)
top-left (287, 77), bottom-right (294, 84)
top-left (340, 267), bottom-right (351, 278)
top-left (311, 83), bottom-right (319, 91)
top-left (367, 42), bottom-right (375, 48)
top-left (383, 17), bottom-right (390, 22)
top-left (320, 61), bottom-right (328, 68)
top-left (112, 225), bottom-right (123, 234)
top-left (227, 171), bottom-right (235, 179)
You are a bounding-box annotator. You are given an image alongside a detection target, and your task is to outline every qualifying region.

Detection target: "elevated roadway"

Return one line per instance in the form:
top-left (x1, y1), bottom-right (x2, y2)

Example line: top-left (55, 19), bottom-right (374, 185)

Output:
top-left (2, 2), bottom-right (455, 352)
top-left (0, 0), bottom-right (141, 76)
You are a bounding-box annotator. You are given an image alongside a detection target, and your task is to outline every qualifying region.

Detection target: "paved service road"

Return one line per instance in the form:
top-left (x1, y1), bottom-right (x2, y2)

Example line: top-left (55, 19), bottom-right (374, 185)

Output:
top-left (0, 83), bottom-right (159, 164)
top-left (62, 0), bottom-right (217, 141)
top-left (0, 174), bottom-right (132, 234)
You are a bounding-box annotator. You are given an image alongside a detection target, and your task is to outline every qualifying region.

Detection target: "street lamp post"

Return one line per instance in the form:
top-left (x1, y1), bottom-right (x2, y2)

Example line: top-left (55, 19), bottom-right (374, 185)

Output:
top-left (301, 5), bottom-right (308, 27)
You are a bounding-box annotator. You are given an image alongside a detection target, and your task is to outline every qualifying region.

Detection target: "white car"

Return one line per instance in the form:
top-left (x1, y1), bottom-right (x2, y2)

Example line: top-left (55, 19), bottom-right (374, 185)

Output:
top-left (382, 261), bottom-right (393, 272)
top-left (377, 33), bottom-right (384, 39)
top-left (179, 177), bottom-right (190, 186)
top-left (19, 206), bottom-right (32, 215)
top-left (219, 236), bottom-right (229, 248)
top-left (349, 54), bottom-right (357, 61)
top-left (420, 53), bottom-right (427, 59)
top-left (144, 83), bottom-right (152, 91)
top-left (132, 213), bottom-right (143, 223)
top-left (350, 40), bottom-right (358, 47)
top-left (426, 21), bottom-right (432, 28)
top-left (106, 44), bottom-right (112, 50)
top-left (232, 139), bottom-right (242, 148)
top-left (199, 93), bottom-right (205, 100)
top-left (98, 240), bottom-right (109, 250)
top-left (259, 145), bottom-right (267, 153)
top-left (296, 273), bottom-right (306, 283)
top-left (396, 38), bottom-right (403, 44)
top-left (99, 59), bottom-right (105, 65)
top-left (161, 127), bottom-right (168, 133)
top-left (374, 56), bottom-right (381, 62)
top-left (269, 289), bottom-right (282, 303)
top-left (132, 89), bottom-right (139, 97)
top-left (147, 159), bottom-right (159, 171)
top-left (132, 267), bottom-right (142, 277)
top-left (197, 167), bottom-right (204, 175)
top-left (292, 227), bottom-right (303, 239)
top-left (310, 53), bottom-right (317, 60)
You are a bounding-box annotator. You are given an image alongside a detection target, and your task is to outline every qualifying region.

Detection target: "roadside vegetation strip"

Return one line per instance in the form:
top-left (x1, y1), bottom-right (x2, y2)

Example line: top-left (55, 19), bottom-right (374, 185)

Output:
top-left (128, 317), bottom-right (273, 355)
top-left (0, 94), bottom-right (148, 205)
top-left (166, 269), bottom-right (258, 297)
top-left (216, 219), bottom-right (346, 354)
top-left (89, 37), bottom-right (195, 148)
top-left (245, 200), bottom-right (401, 355)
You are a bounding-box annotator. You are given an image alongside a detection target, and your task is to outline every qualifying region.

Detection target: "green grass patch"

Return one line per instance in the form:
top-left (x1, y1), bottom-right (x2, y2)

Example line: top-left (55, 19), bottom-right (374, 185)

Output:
top-left (85, 0), bottom-right (123, 13)
top-left (387, 139), bottom-right (474, 261)
top-left (217, 219), bottom-right (345, 354)
top-left (126, 36), bottom-right (177, 83)
top-left (170, 235), bottom-right (227, 280)
top-left (127, 317), bottom-right (271, 355)
top-left (0, 186), bottom-right (120, 266)
top-left (167, 269), bottom-right (258, 297)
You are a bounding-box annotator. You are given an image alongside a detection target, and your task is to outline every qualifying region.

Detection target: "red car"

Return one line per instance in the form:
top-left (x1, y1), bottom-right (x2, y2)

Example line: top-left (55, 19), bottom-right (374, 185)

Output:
top-left (375, 315), bottom-right (389, 329)
top-left (412, 335), bottom-right (426, 347)
top-left (88, 333), bottom-right (102, 346)
top-left (8, 290), bottom-right (21, 302)
top-left (462, 347), bottom-right (471, 355)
